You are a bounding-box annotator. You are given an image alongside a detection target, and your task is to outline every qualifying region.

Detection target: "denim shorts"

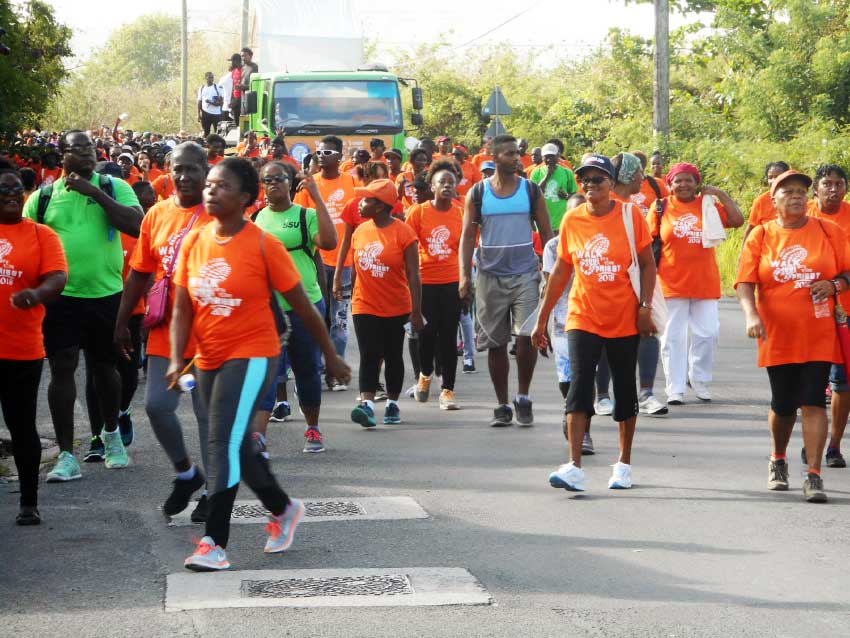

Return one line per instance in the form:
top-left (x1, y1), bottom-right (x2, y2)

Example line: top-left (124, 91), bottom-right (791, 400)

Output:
top-left (830, 363), bottom-right (849, 392)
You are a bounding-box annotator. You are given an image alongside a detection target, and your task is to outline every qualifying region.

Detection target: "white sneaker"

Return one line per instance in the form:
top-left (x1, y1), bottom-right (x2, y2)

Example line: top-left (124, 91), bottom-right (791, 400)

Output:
top-left (404, 384), bottom-right (416, 398)
top-left (667, 393), bottom-right (684, 405)
top-left (549, 462), bottom-right (586, 491)
top-left (184, 536), bottom-right (230, 571)
top-left (638, 394), bottom-right (668, 416)
top-left (690, 381), bottom-right (711, 401)
top-left (608, 462), bottom-right (633, 489)
top-left (331, 381), bottom-right (348, 392)
top-left (595, 397), bottom-right (614, 416)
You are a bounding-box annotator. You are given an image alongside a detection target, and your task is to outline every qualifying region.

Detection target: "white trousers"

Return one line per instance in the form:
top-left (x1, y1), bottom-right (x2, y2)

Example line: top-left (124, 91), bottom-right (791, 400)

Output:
top-left (660, 298), bottom-right (719, 396)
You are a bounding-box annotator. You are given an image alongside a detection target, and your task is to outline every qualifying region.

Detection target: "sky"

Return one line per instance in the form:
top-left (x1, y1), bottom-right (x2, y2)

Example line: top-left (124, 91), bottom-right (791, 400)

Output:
top-left (40, 0), bottom-right (710, 66)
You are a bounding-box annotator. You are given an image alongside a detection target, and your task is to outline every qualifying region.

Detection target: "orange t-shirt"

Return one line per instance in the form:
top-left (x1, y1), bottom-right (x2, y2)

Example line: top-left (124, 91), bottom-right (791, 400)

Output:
top-left (239, 146), bottom-right (260, 158)
top-left (38, 166), bottom-right (63, 186)
top-left (456, 161), bottom-right (481, 199)
top-left (121, 234), bottom-right (145, 316)
top-left (525, 163), bottom-right (542, 179)
top-left (519, 154), bottom-right (534, 169)
top-left (293, 172), bottom-right (356, 268)
top-left (152, 174), bottom-right (175, 201)
top-left (735, 218), bottom-right (850, 367)
top-left (351, 219), bottom-right (418, 317)
top-left (340, 159), bottom-right (355, 173)
top-left (471, 153), bottom-right (493, 170)
top-left (650, 195), bottom-right (728, 299)
top-left (265, 155), bottom-right (300, 170)
top-left (130, 199), bottom-right (212, 358)
top-left (174, 222), bottom-right (301, 370)
top-left (558, 158), bottom-right (575, 171)
top-left (558, 201), bottom-right (652, 338)
top-left (748, 190), bottom-right (777, 226)
top-left (207, 156), bottom-right (224, 167)
top-left (808, 200), bottom-right (850, 229)
top-left (395, 171), bottom-right (418, 209)
top-left (148, 166), bottom-right (165, 181)
top-left (0, 219), bottom-right (68, 360)
top-left (631, 177), bottom-right (669, 215)
top-left (124, 167), bottom-right (142, 186)
top-left (405, 201), bottom-right (463, 284)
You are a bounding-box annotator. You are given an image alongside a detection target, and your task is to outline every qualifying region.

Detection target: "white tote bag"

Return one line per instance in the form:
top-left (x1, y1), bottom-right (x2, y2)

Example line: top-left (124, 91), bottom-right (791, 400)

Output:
top-left (622, 203), bottom-right (667, 336)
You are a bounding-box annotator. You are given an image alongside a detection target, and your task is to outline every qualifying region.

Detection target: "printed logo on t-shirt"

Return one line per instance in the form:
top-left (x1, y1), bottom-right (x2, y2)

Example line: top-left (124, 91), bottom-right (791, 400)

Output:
top-left (159, 227), bottom-right (192, 272)
top-left (0, 239), bottom-right (22, 286)
top-left (772, 245), bottom-right (820, 288)
top-left (326, 188), bottom-right (346, 222)
top-left (190, 258), bottom-right (243, 316)
top-left (426, 225), bottom-right (452, 260)
top-left (576, 233), bottom-right (621, 282)
top-left (358, 241), bottom-right (389, 278)
top-left (673, 214), bottom-right (702, 244)
top-left (544, 180), bottom-right (560, 202)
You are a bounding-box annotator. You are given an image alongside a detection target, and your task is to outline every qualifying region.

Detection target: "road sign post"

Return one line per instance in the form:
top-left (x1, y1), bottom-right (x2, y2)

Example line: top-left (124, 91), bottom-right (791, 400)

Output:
top-left (482, 86), bottom-right (512, 138)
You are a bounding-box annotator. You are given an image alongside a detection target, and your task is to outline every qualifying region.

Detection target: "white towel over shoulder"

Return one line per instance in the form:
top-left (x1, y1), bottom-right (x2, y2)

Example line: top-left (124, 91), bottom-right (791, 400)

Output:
top-left (702, 194), bottom-right (726, 248)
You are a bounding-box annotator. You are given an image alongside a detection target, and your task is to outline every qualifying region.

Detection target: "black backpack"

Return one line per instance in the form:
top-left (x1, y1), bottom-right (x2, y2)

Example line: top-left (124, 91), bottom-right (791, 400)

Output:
top-left (36, 173), bottom-right (115, 225)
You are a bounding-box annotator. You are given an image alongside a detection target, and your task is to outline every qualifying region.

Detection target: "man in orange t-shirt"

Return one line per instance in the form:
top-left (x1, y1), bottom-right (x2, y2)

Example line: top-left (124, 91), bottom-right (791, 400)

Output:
top-left (293, 135), bottom-right (356, 370)
top-left (451, 145), bottom-right (481, 199)
top-left (433, 135), bottom-right (454, 161)
top-left (470, 137), bottom-right (493, 171)
top-left (517, 138), bottom-right (534, 169)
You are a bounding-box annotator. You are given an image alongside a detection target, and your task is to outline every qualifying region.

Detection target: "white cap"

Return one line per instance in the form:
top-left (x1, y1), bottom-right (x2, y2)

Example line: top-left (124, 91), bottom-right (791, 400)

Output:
top-left (541, 143), bottom-right (559, 157)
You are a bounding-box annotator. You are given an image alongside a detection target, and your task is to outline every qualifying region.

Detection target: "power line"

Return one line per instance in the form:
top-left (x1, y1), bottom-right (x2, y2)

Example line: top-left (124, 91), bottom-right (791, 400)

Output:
top-left (456, 0), bottom-right (549, 48)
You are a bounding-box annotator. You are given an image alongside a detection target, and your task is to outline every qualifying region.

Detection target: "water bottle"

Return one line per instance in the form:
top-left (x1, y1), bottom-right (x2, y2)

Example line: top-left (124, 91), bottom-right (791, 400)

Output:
top-left (812, 290), bottom-right (831, 319)
top-left (178, 373), bottom-right (196, 393)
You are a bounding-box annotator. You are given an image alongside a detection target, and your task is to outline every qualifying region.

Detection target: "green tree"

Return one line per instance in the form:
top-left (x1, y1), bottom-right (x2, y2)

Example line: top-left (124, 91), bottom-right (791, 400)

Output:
top-left (0, 0), bottom-right (72, 134)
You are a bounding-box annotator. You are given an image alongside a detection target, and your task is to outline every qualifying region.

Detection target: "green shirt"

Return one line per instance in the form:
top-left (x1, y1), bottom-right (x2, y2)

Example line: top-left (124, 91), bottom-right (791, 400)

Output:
top-left (23, 174), bottom-right (140, 298)
top-left (530, 165), bottom-right (578, 231)
top-left (254, 204), bottom-right (322, 311)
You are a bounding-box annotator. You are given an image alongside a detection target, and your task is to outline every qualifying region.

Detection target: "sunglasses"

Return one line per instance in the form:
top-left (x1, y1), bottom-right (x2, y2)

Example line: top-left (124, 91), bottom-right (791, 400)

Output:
top-left (0, 184), bottom-right (25, 195)
top-left (581, 176), bottom-right (608, 186)
top-left (315, 149), bottom-right (339, 157)
top-left (261, 175), bottom-right (289, 184)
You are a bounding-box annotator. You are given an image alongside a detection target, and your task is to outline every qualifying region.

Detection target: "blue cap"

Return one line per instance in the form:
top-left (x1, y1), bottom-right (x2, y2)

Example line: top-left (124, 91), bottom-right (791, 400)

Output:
top-left (481, 160), bottom-right (496, 171)
top-left (576, 154), bottom-right (616, 179)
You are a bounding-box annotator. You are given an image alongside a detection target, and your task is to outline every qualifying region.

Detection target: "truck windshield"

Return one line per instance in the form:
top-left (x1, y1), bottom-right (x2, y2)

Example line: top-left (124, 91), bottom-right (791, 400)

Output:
top-left (273, 80), bottom-right (403, 132)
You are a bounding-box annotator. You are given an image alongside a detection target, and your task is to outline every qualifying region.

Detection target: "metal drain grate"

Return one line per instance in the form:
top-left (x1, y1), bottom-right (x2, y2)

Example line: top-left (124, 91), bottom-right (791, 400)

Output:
top-left (231, 501), bottom-right (365, 520)
top-left (241, 574), bottom-right (413, 599)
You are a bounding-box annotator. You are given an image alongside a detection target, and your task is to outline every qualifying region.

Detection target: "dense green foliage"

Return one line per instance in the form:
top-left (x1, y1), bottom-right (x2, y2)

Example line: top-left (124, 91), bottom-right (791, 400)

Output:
top-left (0, 0), bottom-right (72, 135)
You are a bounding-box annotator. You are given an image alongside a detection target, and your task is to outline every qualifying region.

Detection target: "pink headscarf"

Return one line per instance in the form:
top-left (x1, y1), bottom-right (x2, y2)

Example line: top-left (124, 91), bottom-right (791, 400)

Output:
top-left (665, 162), bottom-right (701, 186)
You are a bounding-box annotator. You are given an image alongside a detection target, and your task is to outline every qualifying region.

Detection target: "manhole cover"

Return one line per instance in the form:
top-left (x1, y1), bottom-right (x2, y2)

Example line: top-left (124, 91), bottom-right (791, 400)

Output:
top-left (241, 574), bottom-right (413, 598)
top-left (231, 501), bottom-right (365, 520)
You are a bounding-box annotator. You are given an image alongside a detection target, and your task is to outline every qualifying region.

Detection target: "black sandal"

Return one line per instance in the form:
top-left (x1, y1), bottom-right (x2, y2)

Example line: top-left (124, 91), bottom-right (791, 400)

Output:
top-left (16, 507), bottom-right (41, 526)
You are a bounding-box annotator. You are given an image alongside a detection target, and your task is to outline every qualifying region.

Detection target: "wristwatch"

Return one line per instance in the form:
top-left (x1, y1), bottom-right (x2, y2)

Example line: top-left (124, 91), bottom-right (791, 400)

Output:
top-left (639, 301), bottom-right (652, 309)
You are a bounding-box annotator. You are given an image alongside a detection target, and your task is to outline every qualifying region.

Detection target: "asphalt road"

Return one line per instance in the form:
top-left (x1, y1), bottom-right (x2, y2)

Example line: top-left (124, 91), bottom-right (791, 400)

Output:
top-left (2, 299), bottom-right (849, 637)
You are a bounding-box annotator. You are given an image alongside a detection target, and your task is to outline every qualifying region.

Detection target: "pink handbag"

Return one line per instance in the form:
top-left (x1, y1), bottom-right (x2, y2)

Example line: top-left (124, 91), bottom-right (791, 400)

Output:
top-left (143, 211), bottom-right (200, 329)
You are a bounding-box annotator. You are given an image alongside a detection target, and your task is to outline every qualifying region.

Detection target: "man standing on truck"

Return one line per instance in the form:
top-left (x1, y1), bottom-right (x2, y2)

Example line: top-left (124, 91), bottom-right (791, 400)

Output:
top-left (238, 47), bottom-right (259, 113)
top-left (294, 135), bottom-right (356, 391)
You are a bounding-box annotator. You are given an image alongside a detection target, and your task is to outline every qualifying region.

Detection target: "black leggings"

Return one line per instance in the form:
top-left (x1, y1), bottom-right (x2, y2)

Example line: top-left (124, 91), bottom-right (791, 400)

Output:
top-left (766, 362), bottom-right (831, 416)
top-left (0, 359), bottom-right (43, 507)
top-left (197, 357), bottom-right (289, 548)
top-left (84, 314), bottom-right (142, 435)
top-left (419, 282), bottom-right (461, 391)
top-left (566, 330), bottom-right (640, 422)
top-left (353, 314), bottom-right (407, 397)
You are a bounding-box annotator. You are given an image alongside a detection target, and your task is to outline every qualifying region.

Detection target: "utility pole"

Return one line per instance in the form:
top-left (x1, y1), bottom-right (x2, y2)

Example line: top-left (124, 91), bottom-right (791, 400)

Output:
top-left (653, 0), bottom-right (670, 139)
top-left (180, 0), bottom-right (188, 132)
top-left (241, 0), bottom-right (249, 48)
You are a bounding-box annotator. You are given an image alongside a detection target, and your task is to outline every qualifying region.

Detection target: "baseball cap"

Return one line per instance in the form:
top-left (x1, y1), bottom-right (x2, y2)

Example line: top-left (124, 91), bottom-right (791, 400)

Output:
top-left (481, 160), bottom-right (496, 171)
top-left (383, 148), bottom-right (403, 160)
top-left (117, 153), bottom-right (134, 163)
top-left (437, 135), bottom-right (450, 143)
top-left (354, 178), bottom-right (398, 207)
top-left (575, 154), bottom-right (616, 179)
top-left (452, 144), bottom-right (468, 154)
top-left (541, 143), bottom-right (559, 157)
top-left (770, 169), bottom-right (812, 197)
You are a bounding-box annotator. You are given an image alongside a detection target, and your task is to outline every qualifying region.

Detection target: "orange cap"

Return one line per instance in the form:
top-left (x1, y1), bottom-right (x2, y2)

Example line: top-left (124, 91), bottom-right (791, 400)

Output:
top-left (354, 178), bottom-right (398, 207)
top-left (770, 169), bottom-right (812, 197)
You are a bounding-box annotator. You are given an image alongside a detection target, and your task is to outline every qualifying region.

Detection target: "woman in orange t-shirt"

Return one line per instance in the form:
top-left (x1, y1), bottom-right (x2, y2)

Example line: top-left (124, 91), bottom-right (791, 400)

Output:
top-left (533, 154), bottom-right (656, 493)
top-left (406, 159), bottom-right (464, 410)
top-left (348, 178), bottom-right (423, 428)
top-left (169, 157), bottom-right (350, 571)
top-left (0, 162), bottom-right (68, 525)
top-left (744, 161), bottom-right (790, 239)
top-left (736, 170), bottom-right (850, 503)
top-left (396, 148), bottom-right (430, 209)
top-left (652, 162), bottom-right (744, 405)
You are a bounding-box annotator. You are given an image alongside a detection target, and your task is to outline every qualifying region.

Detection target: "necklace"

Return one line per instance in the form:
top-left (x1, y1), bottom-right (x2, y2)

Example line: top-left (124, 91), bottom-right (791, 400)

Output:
top-left (213, 234), bottom-right (235, 245)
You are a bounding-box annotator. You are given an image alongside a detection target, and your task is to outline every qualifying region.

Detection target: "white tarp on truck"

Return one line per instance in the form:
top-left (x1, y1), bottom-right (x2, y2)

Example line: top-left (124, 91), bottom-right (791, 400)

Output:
top-left (248, 0), bottom-right (365, 72)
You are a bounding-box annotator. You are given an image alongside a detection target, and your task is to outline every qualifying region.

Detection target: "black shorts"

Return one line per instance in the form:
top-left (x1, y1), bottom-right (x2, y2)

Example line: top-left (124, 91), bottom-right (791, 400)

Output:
top-left (43, 293), bottom-right (121, 362)
top-left (766, 362), bottom-right (831, 416)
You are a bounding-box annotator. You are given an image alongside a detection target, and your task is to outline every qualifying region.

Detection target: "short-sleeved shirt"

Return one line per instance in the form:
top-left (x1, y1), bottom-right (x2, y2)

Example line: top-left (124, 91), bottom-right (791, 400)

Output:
top-left (396, 171), bottom-right (418, 209)
top-left (529, 165), bottom-right (578, 230)
top-left (120, 233), bottom-right (145, 316)
top-left (152, 174), bottom-right (175, 201)
top-left (748, 190), bottom-right (777, 227)
top-left (735, 218), bottom-right (850, 367)
top-left (23, 174), bottom-right (140, 298)
top-left (559, 201), bottom-right (652, 338)
top-left (254, 204), bottom-right (322, 310)
top-left (0, 219), bottom-right (68, 360)
top-left (650, 195), bottom-right (728, 299)
top-left (351, 219), bottom-right (418, 317)
top-left (198, 83), bottom-right (224, 115)
top-left (130, 198), bottom-right (212, 358)
top-left (456, 161), bottom-right (481, 199)
top-left (632, 177), bottom-right (669, 215)
top-left (405, 201), bottom-right (463, 285)
top-left (174, 222), bottom-right (301, 370)
top-left (293, 173), bottom-right (356, 268)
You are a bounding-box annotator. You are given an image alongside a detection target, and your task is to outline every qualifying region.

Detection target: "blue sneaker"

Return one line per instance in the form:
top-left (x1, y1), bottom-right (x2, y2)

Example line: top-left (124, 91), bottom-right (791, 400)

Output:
top-left (264, 498), bottom-right (305, 553)
top-left (383, 402), bottom-right (401, 424)
top-left (118, 411), bottom-right (134, 447)
top-left (351, 403), bottom-right (376, 428)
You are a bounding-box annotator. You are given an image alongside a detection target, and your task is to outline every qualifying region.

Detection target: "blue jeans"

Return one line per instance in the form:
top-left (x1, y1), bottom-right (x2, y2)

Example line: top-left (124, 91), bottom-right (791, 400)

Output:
top-left (323, 264), bottom-right (351, 358)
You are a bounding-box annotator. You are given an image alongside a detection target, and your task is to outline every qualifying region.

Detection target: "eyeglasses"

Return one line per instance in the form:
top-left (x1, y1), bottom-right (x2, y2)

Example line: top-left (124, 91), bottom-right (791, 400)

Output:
top-left (0, 184), bottom-right (25, 195)
top-left (581, 176), bottom-right (608, 186)
top-left (261, 175), bottom-right (289, 184)
top-left (315, 149), bottom-right (339, 157)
